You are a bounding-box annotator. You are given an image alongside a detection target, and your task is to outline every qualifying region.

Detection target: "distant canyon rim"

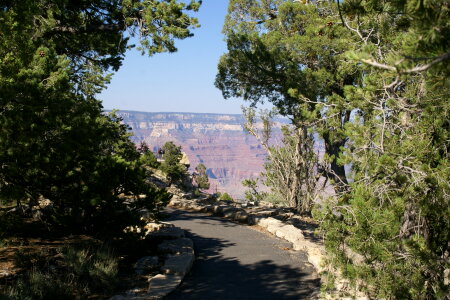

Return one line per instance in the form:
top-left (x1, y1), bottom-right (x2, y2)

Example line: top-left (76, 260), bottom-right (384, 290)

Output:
top-left (111, 110), bottom-right (291, 198)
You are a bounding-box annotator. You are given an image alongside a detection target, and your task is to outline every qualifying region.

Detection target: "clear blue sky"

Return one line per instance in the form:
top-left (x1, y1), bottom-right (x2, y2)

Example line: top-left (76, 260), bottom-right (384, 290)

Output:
top-left (100, 0), bottom-right (263, 114)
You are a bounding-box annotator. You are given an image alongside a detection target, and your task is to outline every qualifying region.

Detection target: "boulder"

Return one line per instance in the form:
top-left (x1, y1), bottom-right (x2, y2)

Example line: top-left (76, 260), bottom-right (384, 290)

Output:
top-left (161, 252), bottom-right (195, 276)
top-left (147, 227), bottom-right (184, 239)
top-left (277, 225), bottom-right (304, 244)
top-left (213, 205), bottom-right (224, 215)
top-left (158, 238), bottom-right (194, 255)
top-left (147, 274), bottom-right (183, 299)
top-left (222, 207), bottom-right (239, 218)
top-left (144, 222), bottom-right (174, 234)
top-left (233, 210), bottom-right (249, 223)
top-left (134, 256), bottom-right (159, 275)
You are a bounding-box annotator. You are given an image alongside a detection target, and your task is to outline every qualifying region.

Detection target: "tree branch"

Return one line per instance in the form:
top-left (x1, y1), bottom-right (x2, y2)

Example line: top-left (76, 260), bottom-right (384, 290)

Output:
top-left (361, 51), bottom-right (450, 74)
top-left (52, 23), bottom-right (124, 34)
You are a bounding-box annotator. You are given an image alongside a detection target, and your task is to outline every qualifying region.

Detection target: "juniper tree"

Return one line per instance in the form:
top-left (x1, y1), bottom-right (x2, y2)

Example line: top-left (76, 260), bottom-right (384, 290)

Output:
top-left (242, 178), bottom-right (266, 204)
top-left (317, 0), bottom-right (449, 298)
top-left (242, 107), bottom-right (318, 212)
top-left (217, 0), bottom-right (449, 297)
top-left (160, 141), bottom-right (186, 184)
top-left (0, 0), bottom-right (200, 232)
top-left (216, 0), bottom-right (358, 194)
top-left (194, 163), bottom-right (210, 190)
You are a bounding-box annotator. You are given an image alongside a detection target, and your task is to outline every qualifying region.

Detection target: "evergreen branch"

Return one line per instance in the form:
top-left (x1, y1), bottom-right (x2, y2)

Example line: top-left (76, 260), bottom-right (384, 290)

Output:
top-left (361, 51), bottom-right (450, 74)
top-left (52, 23), bottom-right (124, 34)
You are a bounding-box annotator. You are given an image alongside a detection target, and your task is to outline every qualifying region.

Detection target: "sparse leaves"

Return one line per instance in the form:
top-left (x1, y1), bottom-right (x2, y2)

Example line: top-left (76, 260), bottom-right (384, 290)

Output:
top-left (194, 163), bottom-right (210, 190)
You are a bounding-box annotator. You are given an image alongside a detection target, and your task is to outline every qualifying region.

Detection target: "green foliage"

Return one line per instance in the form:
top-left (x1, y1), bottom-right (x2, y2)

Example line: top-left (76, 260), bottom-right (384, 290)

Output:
top-left (138, 142), bottom-right (159, 168)
top-left (218, 0), bottom-right (449, 298)
top-left (0, 0), bottom-right (194, 235)
top-left (140, 151), bottom-right (160, 169)
top-left (242, 107), bottom-right (317, 212)
top-left (61, 245), bottom-right (118, 292)
top-left (217, 0), bottom-right (354, 195)
top-left (8, 271), bottom-right (77, 300)
top-left (137, 141), bottom-right (151, 154)
top-left (0, 212), bottom-right (24, 238)
top-left (159, 141), bottom-right (187, 183)
top-left (242, 178), bottom-right (266, 203)
top-left (317, 1), bottom-right (449, 298)
top-left (261, 192), bottom-right (286, 206)
top-left (194, 163), bottom-right (210, 190)
top-left (9, 244), bottom-right (118, 299)
top-left (219, 192), bottom-right (234, 202)
top-left (263, 125), bottom-right (317, 212)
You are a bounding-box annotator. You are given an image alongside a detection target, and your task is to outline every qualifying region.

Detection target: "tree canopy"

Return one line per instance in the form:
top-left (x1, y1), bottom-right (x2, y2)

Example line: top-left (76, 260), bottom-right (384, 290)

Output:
top-left (194, 163), bottom-right (210, 190)
top-left (160, 141), bottom-right (187, 183)
top-left (217, 0), bottom-right (449, 298)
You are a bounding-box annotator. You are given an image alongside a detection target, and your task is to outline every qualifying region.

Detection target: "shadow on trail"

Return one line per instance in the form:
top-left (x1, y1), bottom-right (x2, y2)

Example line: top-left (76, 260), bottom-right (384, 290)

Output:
top-left (166, 211), bottom-right (320, 300)
top-left (167, 209), bottom-right (242, 228)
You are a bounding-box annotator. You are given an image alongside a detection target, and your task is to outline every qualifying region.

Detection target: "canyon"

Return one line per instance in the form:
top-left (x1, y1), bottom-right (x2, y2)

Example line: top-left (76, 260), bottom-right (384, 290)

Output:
top-left (113, 110), bottom-right (288, 198)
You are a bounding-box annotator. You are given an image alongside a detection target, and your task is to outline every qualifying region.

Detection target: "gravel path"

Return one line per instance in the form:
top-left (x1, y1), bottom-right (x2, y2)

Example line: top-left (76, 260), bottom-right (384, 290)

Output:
top-left (165, 208), bottom-right (320, 300)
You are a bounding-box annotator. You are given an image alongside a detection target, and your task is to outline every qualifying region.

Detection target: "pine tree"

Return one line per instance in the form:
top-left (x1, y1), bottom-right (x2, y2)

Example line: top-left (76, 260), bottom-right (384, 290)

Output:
top-left (216, 0), bottom-right (358, 194)
top-left (217, 0), bottom-right (449, 297)
top-left (0, 0), bottom-right (200, 233)
top-left (317, 0), bottom-right (449, 297)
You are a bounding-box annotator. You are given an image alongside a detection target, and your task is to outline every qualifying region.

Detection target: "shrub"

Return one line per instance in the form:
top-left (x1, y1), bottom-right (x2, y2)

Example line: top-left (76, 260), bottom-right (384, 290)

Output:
top-left (0, 212), bottom-right (24, 238)
top-left (262, 192), bottom-right (288, 206)
top-left (61, 244), bottom-right (118, 292)
top-left (8, 244), bottom-right (119, 299)
top-left (219, 192), bottom-right (233, 202)
top-left (159, 142), bottom-right (187, 183)
top-left (8, 270), bottom-right (77, 300)
top-left (194, 164), bottom-right (210, 190)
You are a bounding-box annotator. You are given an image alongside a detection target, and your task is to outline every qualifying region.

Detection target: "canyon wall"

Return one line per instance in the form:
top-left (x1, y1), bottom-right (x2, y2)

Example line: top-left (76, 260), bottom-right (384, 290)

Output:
top-left (113, 111), bottom-right (288, 198)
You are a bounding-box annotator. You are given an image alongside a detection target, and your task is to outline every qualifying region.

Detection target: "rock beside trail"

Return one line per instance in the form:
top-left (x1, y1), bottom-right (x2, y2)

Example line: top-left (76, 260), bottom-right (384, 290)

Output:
top-left (110, 222), bottom-right (195, 300)
top-left (161, 252), bottom-right (195, 276)
top-left (158, 238), bottom-right (194, 255)
top-left (147, 227), bottom-right (185, 239)
top-left (134, 256), bottom-right (159, 275)
top-left (147, 274), bottom-right (183, 299)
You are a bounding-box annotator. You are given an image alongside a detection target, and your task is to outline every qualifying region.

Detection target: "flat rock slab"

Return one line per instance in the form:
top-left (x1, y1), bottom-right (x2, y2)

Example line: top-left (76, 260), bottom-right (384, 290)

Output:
top-left (147, 274), bottom-right (183, 299)
top-left (134, 256), bottom-right (159, 275)
top-left (161, 252), bottom-right (195, 276)
top-left (158, 238), bottom-right (194, 254)
top-left (147, 227), bottom-right (185, 239)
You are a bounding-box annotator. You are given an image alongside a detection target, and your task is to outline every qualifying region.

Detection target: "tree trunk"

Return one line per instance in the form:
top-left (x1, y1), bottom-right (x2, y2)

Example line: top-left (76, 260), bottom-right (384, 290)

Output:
top-left (323, 133), bottom-right (348, 194)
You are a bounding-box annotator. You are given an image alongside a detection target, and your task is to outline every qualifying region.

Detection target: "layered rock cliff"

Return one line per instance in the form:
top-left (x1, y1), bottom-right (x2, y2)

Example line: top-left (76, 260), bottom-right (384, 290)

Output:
top-left (113, 111), bottom-right (288, 198)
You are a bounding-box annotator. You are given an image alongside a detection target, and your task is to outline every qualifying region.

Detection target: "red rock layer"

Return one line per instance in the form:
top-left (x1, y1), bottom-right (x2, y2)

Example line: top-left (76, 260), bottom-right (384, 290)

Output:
top-left (115, 111), bottom-right (286, 198)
